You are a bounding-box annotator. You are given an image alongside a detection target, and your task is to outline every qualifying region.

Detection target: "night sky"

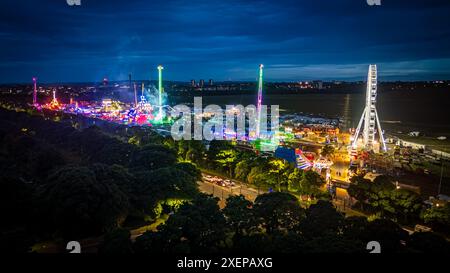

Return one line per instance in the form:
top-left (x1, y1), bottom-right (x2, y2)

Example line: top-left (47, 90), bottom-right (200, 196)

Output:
top-left (1, 0), bottom-right (450, 83)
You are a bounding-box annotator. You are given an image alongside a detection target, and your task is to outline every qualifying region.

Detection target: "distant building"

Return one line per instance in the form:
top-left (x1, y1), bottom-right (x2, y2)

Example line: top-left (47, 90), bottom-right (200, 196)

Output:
top-left (399, 139), bottom-right (426, 150)
top-left (313, 80), bottom-right (323, 89)
top-left (191, 79), bottom-right (196, 87)
top-left (209, 79), bottom-right (213, 86)
top-left (199, 79), bottom-right (205, 87)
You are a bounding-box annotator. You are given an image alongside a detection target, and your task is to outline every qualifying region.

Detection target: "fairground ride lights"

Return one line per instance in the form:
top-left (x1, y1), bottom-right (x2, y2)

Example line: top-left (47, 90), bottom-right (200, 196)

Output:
top-left (170, 97), bottom-right (279, 144)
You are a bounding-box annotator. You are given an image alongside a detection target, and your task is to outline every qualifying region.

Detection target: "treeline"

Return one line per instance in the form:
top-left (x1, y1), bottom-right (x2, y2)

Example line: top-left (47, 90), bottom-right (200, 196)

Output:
top-left (348, 175), bottom-right (450, 235)
top-left (117, 193), bottom-right (449, 253)
top-left (0, 108), bottom-right (200, 252)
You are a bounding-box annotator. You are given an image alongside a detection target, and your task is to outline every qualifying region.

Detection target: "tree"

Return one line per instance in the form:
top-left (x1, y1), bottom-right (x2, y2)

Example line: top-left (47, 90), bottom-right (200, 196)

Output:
top-left (134, 229), bottom-right (176, 253)
top-left (287, 168), bottom-right (303, 193)
top-left (174, 162), bottom-right (202, 181)
top-left (0, 174), bottom-right (35, 253)
top-left (321, 145), bottom-right (335, 158)
top-left (350, 175), bottom-right (395, 214)
top-left (91, 163), bottom-right (137, 195)
top-left (348, 175), bottom-right (372, 210)
top-left (127, 126), bottom-right (164, 146)
top-left (215, 149), bottom-right (238, 177)
top-left (342, 216), bottom-right (371, 250)
top-left (359, 175), bottom-right (422, 222)
top-left (39, 166), bottom-right (130, 239)
top-left (223, 195), bottom-right (255, 236)
top-left (134, 194), bottom-right (228, 253)
top-left (268, 158), bottom-right (289, 191)
top-left (2, 134), bottom-right (66, 182)
top-left (98, 228), bottom-right (133, 254)
top-left (372, 175), bottom-right (395, 189)
top-left (185, 140), bottom-right (206, 164)
top-left (30, 143), bottom-right (67, 180)
top-left (175, 139), bottom-right (190, 161)
top-left (94, 140), bottom-right (135, 166)
top-left (364, 219), bottom-right (409, 253)
top-left (136, 167), bottom-right (199, 216)
top-left (67, 126), bottom-right (110, 158)
top-left (247, 166), bottom-right (265, 185)
top-left (90, 164), bottom-right (141, 216)
top-left (299, 200), bottom-right (344, 239)
top-left (130, 144), bottom-right (176, 171)
top-left (234, 161), bottom-right (250, 181)
top-left (300, 170), bottom-right (325, 197)
top-left (390, 189), bottom-right (422, 223)
top-left (421, 203), bottom-right (450, 234)
top-left (253, 192), bottom-right (305, 234)
top-left (407, 232), bottom-right (450, 253)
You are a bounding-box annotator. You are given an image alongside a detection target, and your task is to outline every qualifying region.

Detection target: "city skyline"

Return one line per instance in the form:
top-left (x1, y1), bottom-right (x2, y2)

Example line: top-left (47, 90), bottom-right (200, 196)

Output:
top-left (1, 0), bottom-right (450, 83)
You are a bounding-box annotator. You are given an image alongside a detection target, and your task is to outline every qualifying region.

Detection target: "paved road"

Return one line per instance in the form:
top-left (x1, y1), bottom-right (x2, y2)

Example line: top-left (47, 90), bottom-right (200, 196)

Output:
top-left (330, 150), bottom-right (351, 182)
top-left (198, 171), bottom-right (367, 221)
top-left (198, 179), bottom-right (260, 208)
top-left (197, 170), bottom-right (268, 207)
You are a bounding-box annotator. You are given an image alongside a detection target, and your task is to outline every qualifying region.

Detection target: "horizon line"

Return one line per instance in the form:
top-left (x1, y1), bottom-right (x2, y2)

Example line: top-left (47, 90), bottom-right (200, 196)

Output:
top-left (1, 78), bottom-right (450, 86)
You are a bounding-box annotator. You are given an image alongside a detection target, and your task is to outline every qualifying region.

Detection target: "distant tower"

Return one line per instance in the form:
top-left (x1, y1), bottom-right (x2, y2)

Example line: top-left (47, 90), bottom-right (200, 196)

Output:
top-left (209, 79), bottom-right (213, 86)
top-left (133, 82), bottom-right (138, 107)
top-left (352, 64), bottom-right (386, 152)
top-left (157, 65), bottom-right (164, 120)
top-left (128, 73), bottom-right (132, 90)
top-left (256, 64), bottom-right (264, 138)
top-left (32, 77), bottom-right (37, 105)
top-left (191, 79), bottom-right (196, 87)
top-left (199, 79), bottom-right (205, 88)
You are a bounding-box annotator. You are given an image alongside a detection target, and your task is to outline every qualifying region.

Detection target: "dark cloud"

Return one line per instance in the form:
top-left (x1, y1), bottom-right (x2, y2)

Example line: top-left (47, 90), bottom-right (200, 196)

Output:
top-left (0, 0), bottom-right (450, 83)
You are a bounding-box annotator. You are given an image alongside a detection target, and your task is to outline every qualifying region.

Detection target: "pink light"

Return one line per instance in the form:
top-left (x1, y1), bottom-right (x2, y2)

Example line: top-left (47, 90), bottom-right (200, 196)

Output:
top-left (136, 115), bottom-right (148, 125)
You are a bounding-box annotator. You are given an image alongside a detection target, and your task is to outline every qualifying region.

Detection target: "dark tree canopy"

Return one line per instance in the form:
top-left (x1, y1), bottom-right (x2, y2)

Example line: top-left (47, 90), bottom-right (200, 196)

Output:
top-left (407, 232), bottom-right (450, 253)
top-left (98, 228), bottom-right (133, 254)
top-left (253, 192), bottom-right (305, 234)
top-left (134, 194), bottom-right (227, 253)
top-left (174, 162), bottom-right (202, 181)
top-left (130, 144), bottom-right (177, 171)
top-left (40, 165), bottom-right (130, 239)
top-left (0, 174), bottom-right (35, 253)
top-left (223, 195), bottom-right (254, 236)
top-left (135, 167), bottom-right (199, 216)
top-left (422, 203), bottom-right (450, 234)
top-left (299, 200), bottom-right (344, 239)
